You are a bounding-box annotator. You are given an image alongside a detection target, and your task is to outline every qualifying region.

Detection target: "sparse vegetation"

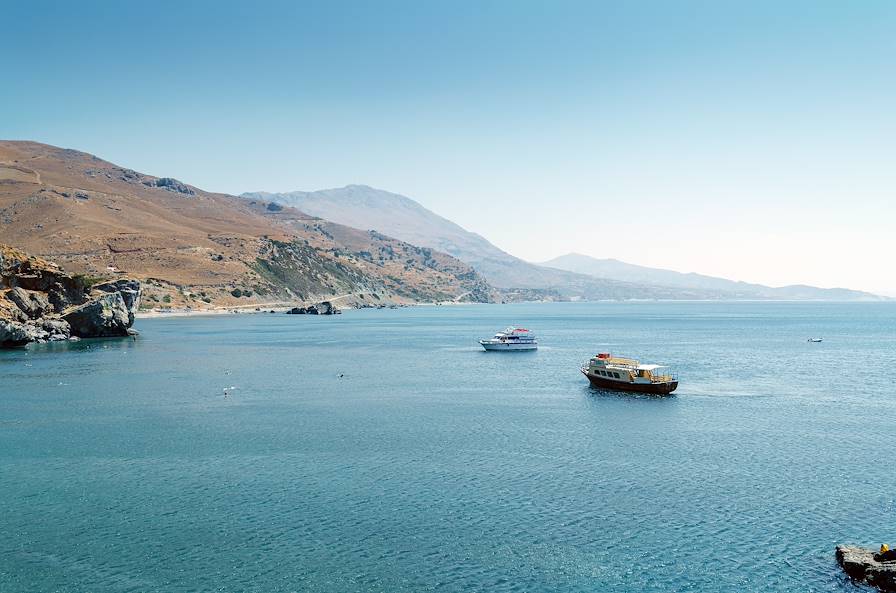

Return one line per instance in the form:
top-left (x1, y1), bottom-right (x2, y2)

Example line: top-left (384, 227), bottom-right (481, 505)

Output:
top-left (73, 274), bottom-right (107, 290)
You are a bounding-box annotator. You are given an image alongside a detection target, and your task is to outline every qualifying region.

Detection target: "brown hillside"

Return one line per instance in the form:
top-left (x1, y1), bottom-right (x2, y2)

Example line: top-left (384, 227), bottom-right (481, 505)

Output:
top-left (0, 141), bottom-right (494, 309)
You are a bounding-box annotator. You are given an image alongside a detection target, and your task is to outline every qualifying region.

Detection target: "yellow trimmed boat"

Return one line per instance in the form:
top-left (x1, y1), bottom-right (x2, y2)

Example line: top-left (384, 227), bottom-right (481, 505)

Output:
top-left (581, 353), bottom-right (678, 395)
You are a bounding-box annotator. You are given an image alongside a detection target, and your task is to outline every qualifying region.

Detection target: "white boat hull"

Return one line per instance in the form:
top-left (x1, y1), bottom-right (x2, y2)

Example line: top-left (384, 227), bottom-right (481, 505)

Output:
top-left (480, 340), bottom-right (537, 351)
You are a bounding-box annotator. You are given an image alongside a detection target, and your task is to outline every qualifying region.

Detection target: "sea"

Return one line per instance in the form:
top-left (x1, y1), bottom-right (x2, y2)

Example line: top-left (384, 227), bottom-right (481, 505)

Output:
top-left (2, 301), bottom-right (894, 593)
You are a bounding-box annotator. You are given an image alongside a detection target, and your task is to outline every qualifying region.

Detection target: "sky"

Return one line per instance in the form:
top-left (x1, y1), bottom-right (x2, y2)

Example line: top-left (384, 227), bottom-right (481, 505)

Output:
top-left (3, 1), bottom-right (895, 294)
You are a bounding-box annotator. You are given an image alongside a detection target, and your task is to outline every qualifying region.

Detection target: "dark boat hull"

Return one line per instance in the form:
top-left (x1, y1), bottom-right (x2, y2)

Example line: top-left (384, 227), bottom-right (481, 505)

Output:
top-left (583, 371), bottom-right (678, 395)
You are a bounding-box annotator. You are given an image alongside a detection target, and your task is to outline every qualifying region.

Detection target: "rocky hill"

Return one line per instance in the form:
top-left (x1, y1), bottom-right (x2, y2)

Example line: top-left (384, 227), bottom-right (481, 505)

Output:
top-left (0, 244), bottom-right (141, 347)
top-left (0, 142), bottom-right (495, 310)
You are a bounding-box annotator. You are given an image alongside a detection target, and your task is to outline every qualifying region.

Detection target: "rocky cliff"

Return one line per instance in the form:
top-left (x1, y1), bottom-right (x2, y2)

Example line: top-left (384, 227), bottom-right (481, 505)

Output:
top-left (0, 245), bottom-right (141, 348)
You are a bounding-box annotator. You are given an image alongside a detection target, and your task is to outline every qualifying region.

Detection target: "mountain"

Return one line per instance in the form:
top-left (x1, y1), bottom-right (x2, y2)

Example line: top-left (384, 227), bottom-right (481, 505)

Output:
top-left (0, 141), bottom-right (495, 310)
top-left (240, 185), bottom-right (688, 300)
top-left (242, 185), bottom-right (883, 301)
top-left (541, 253), bottom-right (885, 301)
top-left (242, 185), bottom-right (534, 285)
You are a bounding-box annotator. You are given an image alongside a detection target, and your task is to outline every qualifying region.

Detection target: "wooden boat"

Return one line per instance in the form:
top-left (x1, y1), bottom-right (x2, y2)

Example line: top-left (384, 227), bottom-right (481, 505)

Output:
top-left (581, 353), bottom-right (678, 395)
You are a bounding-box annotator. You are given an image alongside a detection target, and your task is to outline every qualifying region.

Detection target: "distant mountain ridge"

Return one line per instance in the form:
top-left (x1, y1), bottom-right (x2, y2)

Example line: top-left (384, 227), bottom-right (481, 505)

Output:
top-left (243, 185), bottom-right (884, 301)
top-left (241, 186), bottom-right (691, 300)
top-left (541, 253), bottom-right (885, 301)
top-left (242, 185), bottom-right (504, 270)
top-left (241, 185), bottom-right (550, 289)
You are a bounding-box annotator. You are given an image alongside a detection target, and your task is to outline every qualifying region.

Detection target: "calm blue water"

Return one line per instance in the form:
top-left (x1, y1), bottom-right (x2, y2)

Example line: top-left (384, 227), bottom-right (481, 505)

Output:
top-left (2, 302), bottom-right (895, 593)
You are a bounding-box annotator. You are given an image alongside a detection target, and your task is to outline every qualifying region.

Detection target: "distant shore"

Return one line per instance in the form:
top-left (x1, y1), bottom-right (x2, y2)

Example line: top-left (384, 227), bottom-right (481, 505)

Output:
top-left (136, 306), bottom-right (290, 319)
top-left (136, 298), bottom-right (891, 319)
top-left (135, 300), bottom-right (481, 319)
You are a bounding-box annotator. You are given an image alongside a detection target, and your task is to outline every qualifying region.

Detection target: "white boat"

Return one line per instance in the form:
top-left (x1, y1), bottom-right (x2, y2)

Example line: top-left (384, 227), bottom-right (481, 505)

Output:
top-left (808, 337), bottom-right (823, 343)
top-left (479, 327), bottom-right (537, 351)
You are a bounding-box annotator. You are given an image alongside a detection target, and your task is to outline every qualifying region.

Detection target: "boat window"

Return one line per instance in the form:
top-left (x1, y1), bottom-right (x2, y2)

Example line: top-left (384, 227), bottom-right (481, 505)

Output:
top-left (613, 372), bottom-right (620, 378)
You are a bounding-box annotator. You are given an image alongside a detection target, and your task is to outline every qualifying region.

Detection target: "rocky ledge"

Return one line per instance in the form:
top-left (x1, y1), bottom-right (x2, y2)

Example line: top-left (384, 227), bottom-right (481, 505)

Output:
top-left (837, 545), bottom-right (896, 592)
top-left (285, 301), bottom-right (340, 315)
top-left (0, 245), bottom-right (141, 348)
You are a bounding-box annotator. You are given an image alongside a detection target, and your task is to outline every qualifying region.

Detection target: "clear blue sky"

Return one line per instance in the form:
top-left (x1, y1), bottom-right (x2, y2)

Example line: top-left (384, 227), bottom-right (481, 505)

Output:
top-left (3, 1), bottom-right (895, 294)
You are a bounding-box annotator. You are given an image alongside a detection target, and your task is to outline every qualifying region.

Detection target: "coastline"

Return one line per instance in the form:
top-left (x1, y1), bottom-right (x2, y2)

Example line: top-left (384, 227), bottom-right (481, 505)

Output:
top-left (135, 298), bottom-right (485, 319)
top-left (136, 305), bottom-right (292, 319)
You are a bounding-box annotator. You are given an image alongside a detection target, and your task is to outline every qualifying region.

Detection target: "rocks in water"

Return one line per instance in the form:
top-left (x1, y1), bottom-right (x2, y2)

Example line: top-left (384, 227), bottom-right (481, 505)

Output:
top-left (62, 292), bottom-right (131, 338)
top-left (0, 319), bottom-right (32, 348)
top-left (837, 545), bottom-right (896, 592)
top-left (286, 301), bottom-right (340, 315)
top-left (0, 317), bottom-right (71, 347)
top-left (92, 279), bottom-right (141, 324)
top-left (1, 244), bottom-right (142, 347)
top-left (40, 318), bottom-right (72, 341)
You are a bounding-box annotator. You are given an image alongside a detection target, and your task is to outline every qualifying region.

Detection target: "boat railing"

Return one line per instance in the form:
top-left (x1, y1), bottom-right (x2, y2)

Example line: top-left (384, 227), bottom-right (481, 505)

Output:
top-left (605, 357), bottom-right (638, 367)
top-left (651, 372), bottom-right (678, 383)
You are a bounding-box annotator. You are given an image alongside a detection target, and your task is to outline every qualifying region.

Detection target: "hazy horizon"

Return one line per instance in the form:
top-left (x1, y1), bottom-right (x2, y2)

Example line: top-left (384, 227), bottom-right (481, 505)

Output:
top-left (3, 1), bottom-right (893, 294)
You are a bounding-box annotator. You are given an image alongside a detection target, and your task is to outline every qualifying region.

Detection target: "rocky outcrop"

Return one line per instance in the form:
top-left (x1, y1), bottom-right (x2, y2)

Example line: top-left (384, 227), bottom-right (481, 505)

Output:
top-left (286, 301), bottom-right (340, 315)
top-left (6, 287), bottom-right (51, 319)
top-left (62, 292), bottom-right (131, 337)
top-left (0, 315), bottom-right (73, 347)
top-left (0, 244), bottom-right (142, 348)
top-left (143, 177), bottom-right (195, 196)
top-left (92, 279), bottom-right (141, 324)
top-left (0, 319), bottom-right (32, 348)
top-left (837, 545), bottom-right (896, 591)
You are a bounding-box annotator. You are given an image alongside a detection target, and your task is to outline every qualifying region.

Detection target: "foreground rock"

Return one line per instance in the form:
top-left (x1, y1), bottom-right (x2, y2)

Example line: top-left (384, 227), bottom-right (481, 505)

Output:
top-left (91, 279), bottom-right (142, 325)
top-left (0, 319), bottom-right (32, 348)
top-left (62, 292), bottom-right (132, 337)
top-left (837, 545), bottom-right (896, 591)
top-left (1, 244), bottom-right (141, 348)
top-left (286, 301), bottom-right (340, 315)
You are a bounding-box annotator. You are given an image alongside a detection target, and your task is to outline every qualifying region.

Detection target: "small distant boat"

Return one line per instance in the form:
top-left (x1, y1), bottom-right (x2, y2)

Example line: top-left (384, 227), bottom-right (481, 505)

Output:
top-left (479, 327), bottom-right (537, 351)
top-left (581, 353), bottom-right (678, 395)
top-left (808, 337), bottom-right (823, 343)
